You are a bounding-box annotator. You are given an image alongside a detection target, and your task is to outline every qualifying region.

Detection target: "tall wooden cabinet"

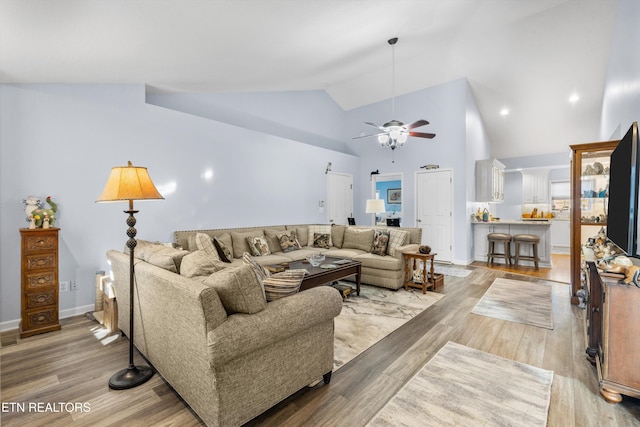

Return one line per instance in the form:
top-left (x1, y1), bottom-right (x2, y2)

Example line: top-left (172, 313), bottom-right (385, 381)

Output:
top-left (20, 228), bottom-right (61, 338)
top-left (569, 141), bottom-right (619, 303)
top-left (584, 261), bottom-right (640, 403)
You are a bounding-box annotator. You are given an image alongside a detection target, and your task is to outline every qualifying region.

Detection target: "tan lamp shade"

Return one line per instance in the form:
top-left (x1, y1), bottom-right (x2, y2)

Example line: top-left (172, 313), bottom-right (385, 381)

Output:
top-left (97, 161), bottom-right (164, 202)
top-left (365, 199), bottom-right (386, 214)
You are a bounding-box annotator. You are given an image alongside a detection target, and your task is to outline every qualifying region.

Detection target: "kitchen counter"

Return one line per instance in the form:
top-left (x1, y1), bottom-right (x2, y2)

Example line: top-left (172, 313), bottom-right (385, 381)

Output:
top-left (472, 220), bottom-right (551, 225)
top-left (472, 220), bottom-right (551, 267)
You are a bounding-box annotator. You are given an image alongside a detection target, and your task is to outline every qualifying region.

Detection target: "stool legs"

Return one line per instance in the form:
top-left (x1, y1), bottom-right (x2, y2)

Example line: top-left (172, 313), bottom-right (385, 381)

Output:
top-left (487, 239), bottom-right (511, 266)
top-left (513, 241), bottom-right (539, 269)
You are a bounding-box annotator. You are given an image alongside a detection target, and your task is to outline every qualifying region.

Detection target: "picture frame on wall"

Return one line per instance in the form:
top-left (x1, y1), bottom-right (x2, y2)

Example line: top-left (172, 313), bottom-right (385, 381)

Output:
top-left (387, 188), bottom-right (401, 204)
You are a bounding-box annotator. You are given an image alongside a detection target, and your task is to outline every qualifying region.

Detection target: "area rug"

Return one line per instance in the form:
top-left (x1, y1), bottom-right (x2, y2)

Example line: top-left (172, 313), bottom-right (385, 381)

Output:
top-left (472, 277), bottom-right (553, 329)
top-left (434, 265), bottom-right (473, 278)
top-left (367, 341), bottom-right (554, 427)
top-left (334, 284), bottom-right (443, 370)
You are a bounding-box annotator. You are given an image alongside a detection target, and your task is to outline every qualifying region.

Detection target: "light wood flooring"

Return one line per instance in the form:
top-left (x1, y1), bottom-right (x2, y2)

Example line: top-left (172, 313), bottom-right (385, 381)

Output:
top-left (2, 263), bottom-right (639, 426)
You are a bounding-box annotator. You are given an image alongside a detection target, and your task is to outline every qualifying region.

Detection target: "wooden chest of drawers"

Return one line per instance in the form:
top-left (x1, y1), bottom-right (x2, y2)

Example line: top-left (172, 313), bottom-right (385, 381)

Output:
top-left (20, 228), bottom-right (61, 338)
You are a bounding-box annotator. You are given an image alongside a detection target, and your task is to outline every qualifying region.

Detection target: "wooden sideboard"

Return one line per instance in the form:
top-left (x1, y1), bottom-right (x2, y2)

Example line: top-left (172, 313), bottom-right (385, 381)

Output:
top-left (584, 261), bottom-right (640, 403)
top-left (20, 228), bottom-right (61, 338)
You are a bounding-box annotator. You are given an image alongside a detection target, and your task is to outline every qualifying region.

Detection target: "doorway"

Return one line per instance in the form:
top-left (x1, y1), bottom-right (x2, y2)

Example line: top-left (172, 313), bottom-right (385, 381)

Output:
top-left (371, 173), bottom-right (403, 226)
top-left (415, 169), bottom-right (453, 262)
top-left (327, 172), bottom-right (353, 225)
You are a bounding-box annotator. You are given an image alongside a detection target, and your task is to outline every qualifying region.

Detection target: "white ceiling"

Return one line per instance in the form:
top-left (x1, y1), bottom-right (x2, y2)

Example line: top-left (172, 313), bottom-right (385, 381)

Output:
top-left (0, 0), bottom-right (618, 158)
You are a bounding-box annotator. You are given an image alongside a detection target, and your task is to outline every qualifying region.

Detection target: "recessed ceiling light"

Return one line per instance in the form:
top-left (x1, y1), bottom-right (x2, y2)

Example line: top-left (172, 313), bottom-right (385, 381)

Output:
top-left (500, 108), bottom-right (509, 116)
top-left (569, 93), bottom-right (580, 103)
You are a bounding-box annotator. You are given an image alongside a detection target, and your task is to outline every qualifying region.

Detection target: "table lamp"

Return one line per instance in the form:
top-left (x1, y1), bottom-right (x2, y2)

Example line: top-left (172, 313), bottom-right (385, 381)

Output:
top-left (97, 161), bottom-right (164, 390)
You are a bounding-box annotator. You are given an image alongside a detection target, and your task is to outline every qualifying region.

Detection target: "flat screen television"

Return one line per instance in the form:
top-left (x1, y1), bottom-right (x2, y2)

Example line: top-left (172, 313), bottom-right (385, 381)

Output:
top-left (607, 122), bottom-right (640, 256)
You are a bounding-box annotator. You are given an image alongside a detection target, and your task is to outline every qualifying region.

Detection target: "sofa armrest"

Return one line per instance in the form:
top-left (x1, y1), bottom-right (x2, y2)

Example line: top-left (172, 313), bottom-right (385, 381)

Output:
top-left (392, 243), bottom-right (419, 261)
top-left (208, 286), bottom-right (342, 365)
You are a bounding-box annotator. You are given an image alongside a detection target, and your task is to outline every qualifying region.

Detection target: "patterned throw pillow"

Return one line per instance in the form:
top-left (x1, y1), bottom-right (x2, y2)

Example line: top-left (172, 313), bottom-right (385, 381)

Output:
top-left (195, 233), bottom-right (221, 261)
top-left (386, 228), bottom-right (409, 256)
top-left (307, 225), bottom-right (332, 246)
top-left (242, 252), bottom-right (271, 281)
top-left (262, 269), bottom-right (307, 302)
top-left (277, 230), bottom-right (301, 253)
top-left (213, 235), bottom-right (233, 263)
top-left (313, 233), bottom-right (331, 249)
top-left (247, 236), bottom-right (271, 256)
top-left (371, 229), bottom-right (390, 256)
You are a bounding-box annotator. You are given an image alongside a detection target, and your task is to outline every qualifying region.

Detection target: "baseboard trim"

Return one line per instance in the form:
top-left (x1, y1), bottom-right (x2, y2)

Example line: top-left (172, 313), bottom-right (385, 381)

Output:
top-left (0, 304), bottom-right (95, 332)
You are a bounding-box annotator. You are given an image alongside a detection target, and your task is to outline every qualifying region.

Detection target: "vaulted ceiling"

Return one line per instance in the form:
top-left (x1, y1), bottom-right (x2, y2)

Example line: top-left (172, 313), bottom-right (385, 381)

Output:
top-left (0, 0), bottom-right (618, 158)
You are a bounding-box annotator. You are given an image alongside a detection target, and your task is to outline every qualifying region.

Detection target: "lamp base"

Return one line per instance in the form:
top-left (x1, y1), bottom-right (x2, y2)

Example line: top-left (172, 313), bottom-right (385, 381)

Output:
top-left (108, 365), bottom-right (154, 390)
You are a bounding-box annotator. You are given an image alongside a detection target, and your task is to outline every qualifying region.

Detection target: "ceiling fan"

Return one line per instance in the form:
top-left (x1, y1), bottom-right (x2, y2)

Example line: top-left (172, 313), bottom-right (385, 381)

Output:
top-left (354, 37), bottom-right (436, 150)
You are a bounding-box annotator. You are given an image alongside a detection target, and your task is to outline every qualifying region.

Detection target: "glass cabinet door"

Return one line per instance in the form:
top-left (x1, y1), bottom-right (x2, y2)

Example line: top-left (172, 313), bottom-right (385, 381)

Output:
top-left (570, 141), bottom-right (619, 304)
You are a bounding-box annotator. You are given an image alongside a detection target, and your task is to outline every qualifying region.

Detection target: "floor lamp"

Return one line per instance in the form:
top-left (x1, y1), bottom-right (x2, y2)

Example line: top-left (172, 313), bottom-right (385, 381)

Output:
top-left (97, 161), bottom-right (164, 390)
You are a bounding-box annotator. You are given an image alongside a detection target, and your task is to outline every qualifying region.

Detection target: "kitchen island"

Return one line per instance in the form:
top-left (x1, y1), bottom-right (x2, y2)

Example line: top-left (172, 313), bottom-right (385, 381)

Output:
top-left (472, 220), bottom-right (552, 267)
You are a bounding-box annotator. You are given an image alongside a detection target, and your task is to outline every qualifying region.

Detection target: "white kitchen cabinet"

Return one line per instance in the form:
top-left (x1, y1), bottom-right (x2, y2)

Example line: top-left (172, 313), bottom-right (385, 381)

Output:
top-left (473, 223), bottom-right (509, 261)
top-left (476, 159), bottom-right (505, 202)
top-left (522, 169), bottom-right (549, 203)
top-left (550, 220), bottom-right (570, 253)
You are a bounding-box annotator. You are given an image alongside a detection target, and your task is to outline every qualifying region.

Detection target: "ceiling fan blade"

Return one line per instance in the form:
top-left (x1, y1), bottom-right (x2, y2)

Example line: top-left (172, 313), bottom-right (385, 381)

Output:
top-left (353, 132), bottom-right (385, 140)
top-left (364, 122), bottom-right (386, 130)
top-left (409, 131), bottom-right (436, 139)
top-left (407, 119), bottom-right (429, 130)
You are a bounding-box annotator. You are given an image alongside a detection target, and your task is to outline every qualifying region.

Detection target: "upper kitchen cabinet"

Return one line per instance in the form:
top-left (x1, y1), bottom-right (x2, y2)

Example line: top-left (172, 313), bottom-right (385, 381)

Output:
top-left (522, 169), bottom-right (549, 203)
top-left (476, 159), bottom-right (505, 202)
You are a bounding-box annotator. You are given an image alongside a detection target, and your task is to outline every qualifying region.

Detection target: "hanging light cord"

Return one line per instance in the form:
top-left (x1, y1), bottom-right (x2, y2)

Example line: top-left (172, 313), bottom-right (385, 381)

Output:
top-left (391, 39), bottom-right (396, 116)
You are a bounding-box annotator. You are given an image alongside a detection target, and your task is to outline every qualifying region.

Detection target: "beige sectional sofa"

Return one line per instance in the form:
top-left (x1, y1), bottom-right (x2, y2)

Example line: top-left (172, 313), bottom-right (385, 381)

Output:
top-left (174, 224), bottom-right (422, 290)
top-left (107, 248), bottom-right (343, 427)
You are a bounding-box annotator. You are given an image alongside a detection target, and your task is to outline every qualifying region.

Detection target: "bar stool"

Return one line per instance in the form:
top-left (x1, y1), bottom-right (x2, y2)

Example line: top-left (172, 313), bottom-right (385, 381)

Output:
top-left (512, 234), bottom-right (540, 269)
top-left (487, 233), bottom-right (512, 266)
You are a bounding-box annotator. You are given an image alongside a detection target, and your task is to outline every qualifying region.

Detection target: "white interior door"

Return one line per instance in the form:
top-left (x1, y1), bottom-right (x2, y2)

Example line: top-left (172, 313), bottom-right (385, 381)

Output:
top-left (416, 169), bottom-right (453, 262)
top-left (327, 172), bottom-right (353, 225)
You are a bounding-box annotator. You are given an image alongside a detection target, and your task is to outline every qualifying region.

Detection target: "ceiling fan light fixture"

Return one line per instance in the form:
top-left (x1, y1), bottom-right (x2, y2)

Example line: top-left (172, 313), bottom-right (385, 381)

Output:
top-left (397, 133), bottom-right (408, 144)
top-left (389, 128), bottom-right (401, 140)
top-left (378, 134), bottom-right (389, 145)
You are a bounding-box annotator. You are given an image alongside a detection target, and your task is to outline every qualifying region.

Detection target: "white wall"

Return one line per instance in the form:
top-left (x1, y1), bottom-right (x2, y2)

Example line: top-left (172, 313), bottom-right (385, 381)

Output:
top-left (599, 0), bottom-right (640, 140)
top-left (0, 84), bottom-right (359, 327)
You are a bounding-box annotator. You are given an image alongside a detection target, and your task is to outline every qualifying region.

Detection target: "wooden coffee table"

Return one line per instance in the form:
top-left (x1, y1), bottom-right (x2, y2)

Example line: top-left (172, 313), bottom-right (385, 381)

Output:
top-left (277, 257), bottom-right (361, 295)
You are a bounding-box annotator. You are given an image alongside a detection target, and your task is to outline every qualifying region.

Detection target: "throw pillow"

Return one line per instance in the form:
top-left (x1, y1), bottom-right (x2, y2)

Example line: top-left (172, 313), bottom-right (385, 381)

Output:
top-left (242, 252), bottom-right (271, 281)
top-left (277, 230), bottom-right (301, 253)
top-left (262, 269), bottom-right (307, 302)
top-left (134, 241), bottom-right (189, 273)
top-left (247, 236), bottom-right (271, 256)
top-left (213, 235), bottom-right (233, 263)
top-left (307, 225), bottom-right (332, 247)
top-left (180, 250), bottom-right (228, 278)
top-left (313, 233), bottom-right (331, 249)
top-left (230, 231), bottom-right (265, 258)
top-left (371, 229), bottom-right (390, 256)
top-left (342, 228), bottom-right (375, 252)
top-left (386, 228), bottom-right (409, 256)
top-left (204, 265), bottom-right (267, 314)
top-left (195, 232), bottom-right (221, 262)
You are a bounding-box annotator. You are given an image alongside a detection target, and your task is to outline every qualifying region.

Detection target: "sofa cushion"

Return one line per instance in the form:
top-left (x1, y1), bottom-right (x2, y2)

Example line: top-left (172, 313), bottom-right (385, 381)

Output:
top-left (205, 265), bottom-right (267, 315)
top-left (331, 225), bottom-right (346, 248)
top-left (312, 233), bottom-right (331, 249)
top-left (264, 227), bottom-right (287, 253)
top-left (343, 227), bottom-right (375, 252)
top-left (371, 229), bottom-right (390, 256)
top-left (386, 228), bottom-right (409, 256)
top-left (276, 230), bottom-right (301, 253)
top-left (307, 225), bottom-right (332, 246)
top-left (295, 227), bottom-right (309, 246)
top-left (134, 241), bottom-right (189, 273)
top-left (180, 250), bottom-right (228, 278)
top-left (247, 235), bottom-right (271, 256)
top-left (323, 248), bottom-right (368, 259)
top-left (231, 230), bottom-right (265, 258)
top-left (195, 232), bottom-right (221, 261)
top-left (213, 234), bottom-right (233, 262)
top-left (262, 269), bottom-right (307, 302)
top-left (353, 252), bottom-right (403, 270)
